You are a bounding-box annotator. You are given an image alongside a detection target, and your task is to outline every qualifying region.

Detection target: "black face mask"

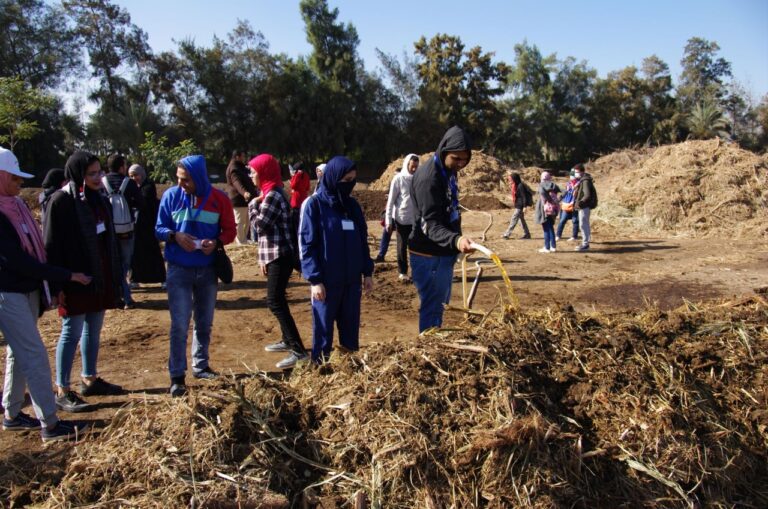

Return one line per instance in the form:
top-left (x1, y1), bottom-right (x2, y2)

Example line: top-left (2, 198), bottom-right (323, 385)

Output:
top-left (337, 180), bottom-right (355, 197)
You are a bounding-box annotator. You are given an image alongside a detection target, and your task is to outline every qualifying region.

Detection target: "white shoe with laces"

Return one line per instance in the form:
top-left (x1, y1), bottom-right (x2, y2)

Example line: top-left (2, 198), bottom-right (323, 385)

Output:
top-left (537, 247), bottom-right (550, 254)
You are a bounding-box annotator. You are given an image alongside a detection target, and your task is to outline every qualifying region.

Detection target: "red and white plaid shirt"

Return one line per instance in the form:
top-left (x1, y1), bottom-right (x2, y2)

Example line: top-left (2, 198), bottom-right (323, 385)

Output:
top-left (251, 189), bottom-right (293, 266)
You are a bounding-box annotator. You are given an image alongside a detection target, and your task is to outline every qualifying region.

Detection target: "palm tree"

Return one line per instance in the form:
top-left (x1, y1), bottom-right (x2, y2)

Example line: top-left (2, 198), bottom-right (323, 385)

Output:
top-left (686, 101), bottom-right (730, 140)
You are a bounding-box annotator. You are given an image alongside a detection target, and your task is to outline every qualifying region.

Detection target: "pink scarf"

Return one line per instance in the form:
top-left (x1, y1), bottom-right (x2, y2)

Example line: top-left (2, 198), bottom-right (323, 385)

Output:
top-left (0, 171), bottom-right (47, 263)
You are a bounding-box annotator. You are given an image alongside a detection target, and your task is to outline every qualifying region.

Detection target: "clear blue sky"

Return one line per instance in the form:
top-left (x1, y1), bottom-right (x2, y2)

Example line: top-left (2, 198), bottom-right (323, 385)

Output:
top-left (116, 0), bottom-right (768, 99)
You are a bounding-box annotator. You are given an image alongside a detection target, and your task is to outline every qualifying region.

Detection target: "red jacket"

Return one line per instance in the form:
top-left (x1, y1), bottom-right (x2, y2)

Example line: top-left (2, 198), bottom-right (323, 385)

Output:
top-left (289, 170), bottom-right (310, 209)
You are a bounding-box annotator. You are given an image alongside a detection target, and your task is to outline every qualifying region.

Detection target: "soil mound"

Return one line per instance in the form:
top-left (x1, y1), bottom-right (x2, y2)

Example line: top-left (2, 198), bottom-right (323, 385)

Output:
top-left (26, 296), bottom-right (767, 508)
top-left (594, 140), bottom-right (768, 238)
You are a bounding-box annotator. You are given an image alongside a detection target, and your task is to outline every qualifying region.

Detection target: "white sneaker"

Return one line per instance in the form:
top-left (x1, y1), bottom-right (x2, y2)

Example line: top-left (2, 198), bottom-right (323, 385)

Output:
top-left (398, 273), bottom-right (411, 283)
top-left (555, 236), bottom-right (561, 241)
top-left (550, 247), bottom-right (557, 253)
top-left (567, 237), bottom-right (577, 242)
top-left (538, 247), bottom-right (550, 254)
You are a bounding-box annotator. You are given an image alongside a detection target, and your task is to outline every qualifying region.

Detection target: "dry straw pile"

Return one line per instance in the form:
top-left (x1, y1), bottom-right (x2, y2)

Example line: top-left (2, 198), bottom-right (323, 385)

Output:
top-left (594, 139), bottom-right (768, 238)
top-left (24, 295), bottom-right (767, 508)
top-left (370, 152), bottom-right (527, 202)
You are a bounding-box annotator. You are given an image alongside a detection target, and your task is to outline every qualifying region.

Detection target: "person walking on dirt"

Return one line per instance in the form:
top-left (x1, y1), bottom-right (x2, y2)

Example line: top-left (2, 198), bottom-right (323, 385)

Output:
top-left (45, 151), bottom-right (125, 412)
top-left (0, 148), bottom-right (91, 441)
top-left (299, 156), bottom-right (374, 363)
top-left (155, 155), bottom-right (237, 397)
top-left (105, 154), bottom-right (144, 309)
top-left (226, 150), bottom-right (258, 245)
top-left (385, 154), bottom-right (419, 282)
top-left (534, 171), bottom-right (561, 253)
top-left (572, 163), bottom-right (597, 251)
top-left (556, 168), bottom-right (580, 242)
top-left (408, 126), bottom-right (476, 333)
top-left (501, 172), bottom-right (532, 239)
top-left (249, 155), bottom-right (307, 370)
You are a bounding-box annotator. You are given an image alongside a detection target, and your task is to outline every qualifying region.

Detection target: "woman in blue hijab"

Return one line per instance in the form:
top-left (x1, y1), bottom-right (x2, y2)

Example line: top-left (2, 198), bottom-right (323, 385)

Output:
top-left (298, 156), bottom-right (374, 362)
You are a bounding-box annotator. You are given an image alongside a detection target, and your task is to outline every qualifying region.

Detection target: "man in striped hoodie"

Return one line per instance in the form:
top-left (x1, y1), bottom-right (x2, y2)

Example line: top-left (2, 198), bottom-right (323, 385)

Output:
top-left (155, 155), bottom-right (236, 397)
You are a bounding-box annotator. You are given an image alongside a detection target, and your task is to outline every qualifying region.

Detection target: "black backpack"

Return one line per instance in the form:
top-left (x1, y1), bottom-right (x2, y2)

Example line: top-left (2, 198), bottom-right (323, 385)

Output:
top-left (522, 184), bottom-right (534, 207)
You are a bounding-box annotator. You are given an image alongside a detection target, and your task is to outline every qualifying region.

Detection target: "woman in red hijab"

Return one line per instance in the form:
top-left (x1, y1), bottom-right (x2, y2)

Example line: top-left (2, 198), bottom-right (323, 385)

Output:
top-left (248, 155), bottom-right (307, 369)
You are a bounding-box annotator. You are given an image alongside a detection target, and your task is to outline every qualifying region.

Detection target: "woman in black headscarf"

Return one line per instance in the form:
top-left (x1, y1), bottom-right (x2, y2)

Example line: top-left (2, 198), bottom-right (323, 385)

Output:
top-left (127, 164), bottom-right (166, 284)
top-left (44, 151), bottom-right (124, 413)
top-left (37, 168), bottom-right (67, 225)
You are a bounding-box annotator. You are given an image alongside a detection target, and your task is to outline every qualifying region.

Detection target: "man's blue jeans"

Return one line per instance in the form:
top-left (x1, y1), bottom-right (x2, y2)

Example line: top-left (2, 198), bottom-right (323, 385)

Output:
top-left (166, 263), bottom-right (218, 379)
top-left (56, 311), bottom-right (105, 389)
top-left (410, 252), bottom-right (457, 333)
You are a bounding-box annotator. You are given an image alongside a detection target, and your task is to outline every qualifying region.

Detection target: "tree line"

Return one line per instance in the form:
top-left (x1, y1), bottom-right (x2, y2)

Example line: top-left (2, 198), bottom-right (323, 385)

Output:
top-left (2, 0), bottom-right (767, 183)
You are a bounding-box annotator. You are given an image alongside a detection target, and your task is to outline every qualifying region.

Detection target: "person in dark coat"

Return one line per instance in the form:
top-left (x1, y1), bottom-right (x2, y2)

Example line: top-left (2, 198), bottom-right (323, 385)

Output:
top-left (299, 156), bottom-right (374, 363)
top-left (38, 168), bottom-right (67, 226)
top-left (44, 151), bottom-right (124, 414)
top-left (226, 150), bottom-right (258, 245)
top-left (128, 164), bottom-right (166, 284)
top-left (408, 126), bottom-right (476, 332)
top-left (501, 172), bottom-right (532, 239)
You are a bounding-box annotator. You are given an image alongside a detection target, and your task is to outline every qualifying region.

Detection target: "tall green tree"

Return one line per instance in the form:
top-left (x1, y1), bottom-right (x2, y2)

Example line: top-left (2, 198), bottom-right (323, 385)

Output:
top-left (0, 76), bottom-right (54, 150)
top-left (412, 34), bottom-right (508, 150)
top-left (63, 0), bottom-right (151, 109)
top-left (677, 37), bottom-right (732, 111)
top-left (0, 0), bottom-right (82, 88)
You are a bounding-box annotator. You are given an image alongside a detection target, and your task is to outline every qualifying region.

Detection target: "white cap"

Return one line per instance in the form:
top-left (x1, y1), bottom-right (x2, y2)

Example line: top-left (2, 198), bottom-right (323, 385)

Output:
top-left (0, 147), bottom-right (33, 178)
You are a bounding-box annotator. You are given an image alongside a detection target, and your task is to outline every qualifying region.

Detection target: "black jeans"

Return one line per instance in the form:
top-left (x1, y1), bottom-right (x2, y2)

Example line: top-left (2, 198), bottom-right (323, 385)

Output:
top-left (266, 255), bottom-right (304, 354)
top-left (395, 221), bottom-right (412, 275)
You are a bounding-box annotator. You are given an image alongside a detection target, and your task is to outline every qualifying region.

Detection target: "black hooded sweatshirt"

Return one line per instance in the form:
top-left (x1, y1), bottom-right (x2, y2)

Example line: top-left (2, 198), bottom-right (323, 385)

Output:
top-left (408, 126), bottom-right (472, 256)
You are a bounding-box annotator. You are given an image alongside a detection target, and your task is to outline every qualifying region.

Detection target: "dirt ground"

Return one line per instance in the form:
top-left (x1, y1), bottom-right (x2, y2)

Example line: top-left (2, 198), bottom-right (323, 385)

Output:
top-left (1, 201), bottom-right (767, 501)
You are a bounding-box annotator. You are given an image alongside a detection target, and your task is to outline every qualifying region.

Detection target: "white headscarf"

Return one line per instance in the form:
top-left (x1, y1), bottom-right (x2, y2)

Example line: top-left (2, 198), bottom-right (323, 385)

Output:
top-left (400, 153), bottom-right (419, 182)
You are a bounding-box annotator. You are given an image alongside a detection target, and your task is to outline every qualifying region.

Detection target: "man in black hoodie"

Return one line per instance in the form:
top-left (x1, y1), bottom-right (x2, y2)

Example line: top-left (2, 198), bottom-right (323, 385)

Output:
top-left (408, 126), bottom-right (475, 332)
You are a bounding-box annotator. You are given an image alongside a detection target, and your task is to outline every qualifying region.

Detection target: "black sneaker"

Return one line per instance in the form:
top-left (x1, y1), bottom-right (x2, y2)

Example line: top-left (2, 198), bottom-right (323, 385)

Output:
top-left (264, 341), bottom-right (291, 352)
top-left (169, 383), bottom-right (187, 397)
top-left (193, 367), bottom-right (218, 380)
top-left (520, 234), bottom-right (531, 239)
top-left (3, 411), bottom-right (41, 431)
top-left (80, 377), bottom-right (123, 396)
top-left (55, 391), bottom-right (92, 413)
top-left (41, 420), bottom-right (89, 442)
top-left (374, 255), bottom-right (385, 263)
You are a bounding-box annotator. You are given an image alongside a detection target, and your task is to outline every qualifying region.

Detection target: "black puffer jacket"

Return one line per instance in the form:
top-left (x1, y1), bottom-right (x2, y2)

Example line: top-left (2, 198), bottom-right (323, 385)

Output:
top-left (408, 126), bottom-right (472, 257)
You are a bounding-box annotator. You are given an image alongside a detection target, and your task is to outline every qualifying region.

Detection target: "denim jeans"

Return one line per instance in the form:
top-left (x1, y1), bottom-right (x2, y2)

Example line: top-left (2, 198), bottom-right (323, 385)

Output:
top-left (578, 208), bottom-right (591, 245)
top-left (0, 291), bottom-right (58, 428)
top-left (118, 235), bottom-right (135, 304)
top-left (542, 216), bottom-right (556, 250)
top-left (377, 227), bottom-right (392, 259)
top-left (266, 256), bottom-right (304, 354)
top-left (503, 208), bottom-right (530, 237)
top-left (394, 222), bottom-right (412, 275)
top-left (56, 310), bottom-right (105, 389)
top-left (410, 252), bottom-right (457, 333)
top-left (556, 210), bottom-right (579, 239)
top-left (167, 263), bottom-right (218, 379)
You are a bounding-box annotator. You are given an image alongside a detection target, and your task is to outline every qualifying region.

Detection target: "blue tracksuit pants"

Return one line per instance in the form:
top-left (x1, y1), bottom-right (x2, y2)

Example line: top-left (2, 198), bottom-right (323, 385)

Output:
top-left (311, 283), bottom-right (362, 361)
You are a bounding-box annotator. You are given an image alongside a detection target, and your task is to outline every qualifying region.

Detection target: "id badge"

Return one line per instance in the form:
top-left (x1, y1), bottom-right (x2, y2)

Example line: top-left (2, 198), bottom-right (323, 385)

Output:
top-left (341, 220), bottom-right (355, 231)
top-left (96, 221), bottom-right (106, 234)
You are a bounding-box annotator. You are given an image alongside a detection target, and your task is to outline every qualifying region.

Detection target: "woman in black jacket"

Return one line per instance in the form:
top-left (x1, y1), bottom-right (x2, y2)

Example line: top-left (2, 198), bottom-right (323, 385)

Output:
top-left (44, 151), bottom-right (124, 414)
top-left (0, 147), bottom-right (90, 441)
top-left (128, 164), bottom-right (166, 285)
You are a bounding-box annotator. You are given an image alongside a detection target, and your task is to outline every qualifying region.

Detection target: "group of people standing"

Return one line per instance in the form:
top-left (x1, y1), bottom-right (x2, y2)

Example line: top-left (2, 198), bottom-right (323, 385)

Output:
top-left (502, 163), bottom-right (598, 253)
top-left (0, 124), bottom-right (595, 443)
